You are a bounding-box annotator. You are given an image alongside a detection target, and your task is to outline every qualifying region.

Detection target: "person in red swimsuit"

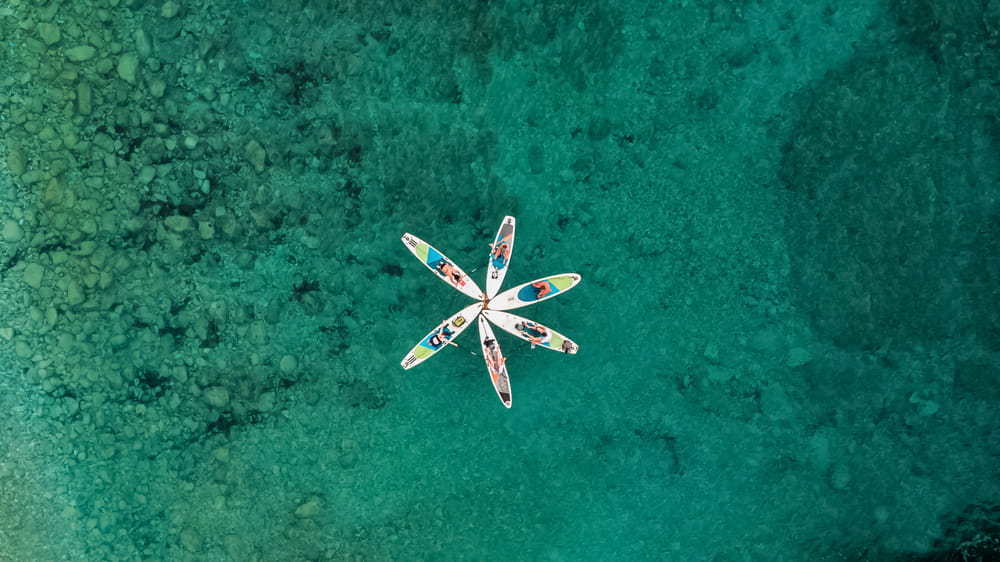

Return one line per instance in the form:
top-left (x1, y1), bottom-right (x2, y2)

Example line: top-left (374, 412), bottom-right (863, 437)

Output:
top-left (531, 280), bottom-right (552, 299)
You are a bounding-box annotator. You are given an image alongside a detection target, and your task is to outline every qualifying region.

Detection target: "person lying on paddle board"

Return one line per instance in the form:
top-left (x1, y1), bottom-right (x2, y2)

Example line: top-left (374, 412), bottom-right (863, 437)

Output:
top-left (531, 280), bottom-right (552, 299)
top-left (514, 321), bottom-right (551, 347)
top-left (483, 337), bottom-right (506, 372)
top-left (435, 259), bottom-right (465, 287)
top-left (492, 240), bottom-right (511, 264)
top-left (428, 326), bottom-right (457, 349)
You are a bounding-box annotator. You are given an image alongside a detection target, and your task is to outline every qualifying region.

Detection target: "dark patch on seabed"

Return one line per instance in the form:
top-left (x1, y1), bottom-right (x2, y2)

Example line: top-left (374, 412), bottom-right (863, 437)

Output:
top-left (780, 2), bottom-right (1000, 560)
top-left (780, 1), bottom-right (1000, 353)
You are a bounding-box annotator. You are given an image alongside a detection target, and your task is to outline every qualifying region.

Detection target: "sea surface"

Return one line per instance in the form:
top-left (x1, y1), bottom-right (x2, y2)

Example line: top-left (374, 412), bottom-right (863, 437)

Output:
top-left (1, 0), bottom-right (998, 560)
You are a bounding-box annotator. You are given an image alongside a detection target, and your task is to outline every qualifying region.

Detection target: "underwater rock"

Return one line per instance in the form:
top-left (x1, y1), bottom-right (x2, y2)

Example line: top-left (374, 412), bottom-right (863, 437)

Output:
top-left (65, 45), bottom-right (96, 62)
top-left (245, 140), bottom-right (266, 172)
top-left (23, 262), bottom-right (45, 289)
top-left (2, 219), bottom-right (23, 243)
top-left (179, 527), bottom-right (202, 552)
top-left (213, 447), bottom-right (229, 462)
top-left (203, 386), bottom-right (230, 409)
top-left (786, 347), bottom-right (812, 368)
top-left (256, 392), bottom-right (275, 412)
top-left (75, 82), bottom-right (91, 115)
top-left (161, 1), bottom-right (180, 19)
top-left (138, 165), bottom-right (156, 184)
top-left (148, 77), bottom-right (166, 98)
top-left (134, 29), bottom-right (152, 59)
top-left (197, 220), bottom-right (214, 240)
top-left (163, 215), bottom-right (192, 232)
top-left (294, 496), bottom-right (323, 518)
top-left (279, 355), bottom-right (298, 375)
top-left (37, 23), bottom-right (60, 46)
top-left (6, 146), bottom-right (27, 176)
top-left (117, 53), bottom-right (139, 84)
top-left (66, 280), bottom-right (84, 306)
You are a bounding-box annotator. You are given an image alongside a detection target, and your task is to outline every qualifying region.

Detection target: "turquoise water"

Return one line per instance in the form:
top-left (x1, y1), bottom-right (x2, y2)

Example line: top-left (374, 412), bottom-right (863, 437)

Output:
top-left (1, 0), bottom-right (998, 560)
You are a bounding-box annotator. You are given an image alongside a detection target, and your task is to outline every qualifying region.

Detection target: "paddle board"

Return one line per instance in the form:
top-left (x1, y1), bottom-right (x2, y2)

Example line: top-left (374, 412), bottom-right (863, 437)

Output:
top-left (485, 216), bottom-right (515, 299)
top-left (477, 315), bottom-right (512, 408)
top-left (487, 273), bottom-right (581, 311)
top-left (401, 302), bottom-right (483, 370)
top-left (401, 233), bottom-right (484, 300)
top-left (482, 309), bottom-right (578, 354)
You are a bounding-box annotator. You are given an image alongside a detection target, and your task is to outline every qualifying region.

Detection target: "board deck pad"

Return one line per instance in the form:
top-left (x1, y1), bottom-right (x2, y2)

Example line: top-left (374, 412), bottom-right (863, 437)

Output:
top-left (400, 302), bottom-right (483, 370)
top-left (401, 233), bottom-right (483, 300)
top-left (488, 273), bottom-right (582, 311)
top-left (482, 309), bottom-right (579, 354)
top-left (478, 315), bottom-right (512, 408)
top-left (485, 216), bottom-right (515, 299)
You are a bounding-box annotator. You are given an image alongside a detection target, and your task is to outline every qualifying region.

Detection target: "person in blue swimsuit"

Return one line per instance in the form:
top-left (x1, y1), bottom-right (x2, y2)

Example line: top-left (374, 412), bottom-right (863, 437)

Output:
top-left (492, 241), bottom-right (510, 267)
top-left (514, 321), bottom-right (551, 347)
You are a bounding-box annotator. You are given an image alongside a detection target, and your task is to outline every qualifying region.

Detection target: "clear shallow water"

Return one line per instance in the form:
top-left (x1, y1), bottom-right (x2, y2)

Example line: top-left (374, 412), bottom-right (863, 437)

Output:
top-left (1, 0), bottom-right (998, 560)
